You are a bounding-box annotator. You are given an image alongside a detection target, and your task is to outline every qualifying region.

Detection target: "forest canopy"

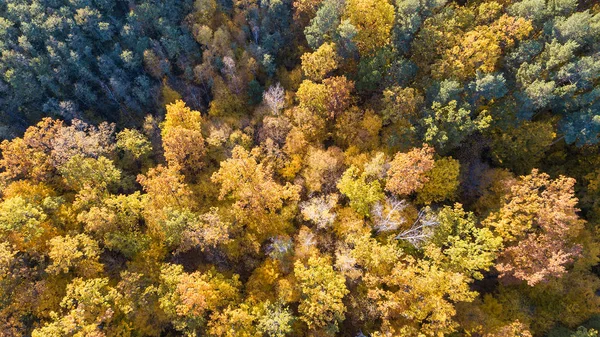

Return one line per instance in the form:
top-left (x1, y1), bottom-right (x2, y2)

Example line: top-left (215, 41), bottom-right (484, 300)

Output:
top-left (1, 0), bottom-right (600, 336)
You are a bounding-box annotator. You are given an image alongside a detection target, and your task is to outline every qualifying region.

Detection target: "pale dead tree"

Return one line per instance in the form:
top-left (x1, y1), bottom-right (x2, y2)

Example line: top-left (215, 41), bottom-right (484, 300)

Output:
top-left (222, 56), bottom-right (236, 76)
top-left (395, 207), bottom-right (438, 248)
top-left (335, 245), bottom-right (361, 280)
top-left (267, 236), bottom-right (293, 260)
top-left (263, 82), bottom-right (285, 115)
top-left (176, 208), bottom-right (232, 254)
top-left (288, 227), bottom-right (320, 260)
top-left (363, 152), bottom-right (389, 180)
top-left (222, 56), bottom-right (244, 95)
top-left (300, 194), bottom-right (338, 229)
top-left (51, 119), bottom-right (115, 166)
top-left (205, 121), bottom-right (233, 147)
top-left (251, 24), bottom-right (260, 44)
top-left (371, 197), bottom-right (408, 233)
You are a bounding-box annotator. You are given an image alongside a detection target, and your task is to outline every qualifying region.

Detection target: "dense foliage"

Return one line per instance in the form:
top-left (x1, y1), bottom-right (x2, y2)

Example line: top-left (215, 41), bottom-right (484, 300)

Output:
top-left (1, 0), bottom-right (600, 336)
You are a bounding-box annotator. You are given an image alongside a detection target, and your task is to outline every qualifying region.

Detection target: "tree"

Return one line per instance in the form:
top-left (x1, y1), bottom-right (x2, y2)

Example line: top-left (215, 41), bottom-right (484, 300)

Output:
top-left (301, 146), bottom-right (344, 193)
top-left (116, 129), bottom-right (153, 160)
top-left (381, 86), bottom-right (424, 125)
top-left (0, 118), bottom-right (62, 182)
top-left (416, 156), bottom-right (460, 204)
top-left (393, 0), bottom-right (448, 53)
top-left (260, 115), bottom-right (292, 145)
top-left (32, 278), bottom-right (125, 337)
top-left (300, 194), bottom-right (339, 229)
top-left (334, 108), bottom-right (384, 150)
top-left (294, 0), bottom-right (325, 23)
top-left (365, 256), bottom-right (476, 336)
top-left (490, 120), bottom-right (556, 175)
top-left (385, 144), bottom-right (435, 196)
top-left (337, 165), bottom-right (384, 217)
top-left (294, 254), bottom-right (349, 333)
top-left (0, 242), bottom-right (16, 283)
top-left (484, 320), bottom-right (533, 337)
top-left (322, 76), bottom-right (354, 118)
top-left (469, 71), bottom-right (508, 101)
top-left (58, 155), bottom-right (122, 192)
top-left (395, 206), bottom-right (438, 248)
top-left (342, 231), bottom-right (403, 280)
top-left (177, 207), bottom-right (232, 253)
top-left (263, 82), bottom-right (286, 115)
top-left (295, 79), bottom-right (328, 116)
top-left (4, 0), bottom-right (600, 335)
top-left (46, 234), bottom-right (103, 278)
top-left (0, 197), bottom-right (47, 248)
top-left (0, 0), bottom-right (200, 131)
top-left (0, 118), bottom-right (118, 186)
top-left (424, 204), bottom-right (502, 280)
top-left (256, 302), bottom-right (295, 337)
top-left (432, 14), bottom-right (532, 80)
top-left (287, 108), bottom-right (328, 145)
top-left (354, 46), bottom-right (394, 91)
top-left (483, 169), bottom-right (585, 286)
top-left (77, 192), bottom-right (148, 258)
top-left (211, 146), bottom-right (301, 245)
top-left (50, 119), bottom-right (116, 167)
top-left (137, 164), bottom-right (194, 211)
top-left (117, 271), bottom-right (168, 336)
top-left (572, 327), bottom-right (599, 337)
top-left (344, 0), bottom-right (395, 55)
top-left (412, 4), bottom-right (532, 80)
top-left (207, 302), bottom-right (259, 337)
top-left (151, 207), bottom-right (199, 251)
top-left (159, 264), bottom-right (241, 335)
top-left (301, 42), bottom-right (339, 81)
top-left (335, 19), bottom-right (359, 57)
top-left (150, 207), bottom-right (231, 254)
top-left (371, 197), bottom-right (409, 233)
top-left (245, 258), bottom-right (289, 303)
top-left (161, 100), bottom-right (206, 175)
top-left (423, 100), bottom-right (491, 151)
top-left (304, 0), bottom-right (343, 49)
top-left (212, 146), bottom-right (300, 216)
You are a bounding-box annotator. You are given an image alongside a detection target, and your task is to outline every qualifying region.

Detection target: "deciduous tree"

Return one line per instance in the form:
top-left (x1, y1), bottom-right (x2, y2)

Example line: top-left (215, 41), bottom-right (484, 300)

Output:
top-left (46, 234), bottom-right (103, 278)
top-left (484, 169), bottom-right (584, 285)
top-left (366, 256), bottom-right (476, 336)
top-left (344, 0), bottom-right (395, 55)
top-left (338, 166), bottom-right (384, 217)
top-left (301, 42), bottom-right (339, 81)
top-left (424, 204), bottom-right (502, 280)
top-left (416, 156), bottom-right (460, 204)
top-left (161, 100), bottom-right (206, 175)
top-left (294, 254), bottom-right (349, 333)
top-left (159, 264), bottom-right (241, 335)
top-left (385, 144), bottom-right (435, 196)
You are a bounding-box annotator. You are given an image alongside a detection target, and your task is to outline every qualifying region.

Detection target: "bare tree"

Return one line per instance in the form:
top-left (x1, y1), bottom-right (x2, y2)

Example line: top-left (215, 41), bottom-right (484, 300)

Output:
top-left (51, 119), bottom-right (116, 166)
top-left (372, 197), bottom-right (408, 232)
top-left (222, 56), bottom-right (244, 95)
top-left (300, 194), bottom-right (338, 229)
top-left (263, 82), bottom-right (285, 115)
top-left (335, 245), bottom-right (361, 280)
top-left (251, 24), bottom-right (260, 44)
top-left (267, 236), bottom-right (293, 260)
top-left (395, 207), bottom-right (438, 248)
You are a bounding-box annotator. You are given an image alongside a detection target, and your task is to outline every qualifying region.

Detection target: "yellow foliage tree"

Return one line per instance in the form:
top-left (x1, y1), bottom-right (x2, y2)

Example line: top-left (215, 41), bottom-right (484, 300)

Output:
top-left (386, 145), bottom-right (435, 196)
top-left (301, 42), bottom-right (339, 81)
top-left (161, 100), bottom-right (206, 175)
top-left (294, 254), bottom-right (349, 333)
top-left (344, 0), bottom-right (395, 55)
top-left (417, 156), bottom-right (460, 204)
